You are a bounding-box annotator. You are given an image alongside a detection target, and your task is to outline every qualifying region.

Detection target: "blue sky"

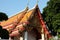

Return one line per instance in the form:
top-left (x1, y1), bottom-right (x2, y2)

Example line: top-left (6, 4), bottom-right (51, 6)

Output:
top-left (0, 0), bottom-right (49, 17)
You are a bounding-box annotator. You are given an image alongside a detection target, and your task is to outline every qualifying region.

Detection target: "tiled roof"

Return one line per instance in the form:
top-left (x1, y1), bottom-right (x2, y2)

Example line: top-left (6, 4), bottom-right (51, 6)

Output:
top-left (1, 7), bottom-right (29, 27)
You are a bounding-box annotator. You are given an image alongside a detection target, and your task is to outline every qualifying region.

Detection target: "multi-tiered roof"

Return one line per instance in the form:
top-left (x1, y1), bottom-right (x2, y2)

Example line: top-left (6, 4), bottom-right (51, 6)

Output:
top-left (0, 5), bottom-right (51, 38)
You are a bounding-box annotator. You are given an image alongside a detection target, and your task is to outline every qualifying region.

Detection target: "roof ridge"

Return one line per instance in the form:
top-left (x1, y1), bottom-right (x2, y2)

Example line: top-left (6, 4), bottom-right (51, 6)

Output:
top-left (9, 7), bottom-right (29, 18)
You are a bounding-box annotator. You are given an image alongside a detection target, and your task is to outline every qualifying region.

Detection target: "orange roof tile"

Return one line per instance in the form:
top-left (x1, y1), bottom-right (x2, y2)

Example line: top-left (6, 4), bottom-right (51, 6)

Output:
top-left (1, 7), bottom-right (29, 27)
top-left (20, 9), bottom-right (35, 23)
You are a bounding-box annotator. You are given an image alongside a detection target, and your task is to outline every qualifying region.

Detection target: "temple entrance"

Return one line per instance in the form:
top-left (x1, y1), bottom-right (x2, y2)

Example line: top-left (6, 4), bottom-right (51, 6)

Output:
top-left (23, 28), bottom-right (41, 40)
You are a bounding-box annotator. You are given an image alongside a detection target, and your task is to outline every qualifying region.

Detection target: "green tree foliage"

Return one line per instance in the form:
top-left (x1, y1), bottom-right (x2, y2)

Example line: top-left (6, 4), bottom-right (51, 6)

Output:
top-left (42, 0), bottom-right (60, 34)
top-left (0, 12), bottom-right (8, 21)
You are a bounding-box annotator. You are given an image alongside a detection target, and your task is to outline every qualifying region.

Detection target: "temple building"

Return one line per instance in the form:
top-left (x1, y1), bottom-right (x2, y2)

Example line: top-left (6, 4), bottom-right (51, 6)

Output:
top-left (0, 4), bottom-right (51, 40)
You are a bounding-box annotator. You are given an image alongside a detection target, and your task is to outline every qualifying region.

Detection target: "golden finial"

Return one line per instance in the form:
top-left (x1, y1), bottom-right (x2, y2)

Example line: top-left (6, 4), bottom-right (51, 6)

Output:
top-left (27, 0), bottom-right (30, 6)
top-left (36, 0), bottom-right (40, 5)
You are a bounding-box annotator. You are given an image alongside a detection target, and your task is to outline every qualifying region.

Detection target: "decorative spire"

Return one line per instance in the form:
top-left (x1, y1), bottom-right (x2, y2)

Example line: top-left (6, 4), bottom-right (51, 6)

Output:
top-left (25, 6), bottom-right (29, 11)
top-left (27, 0), bottom-right (30, 7)
top-left (36, 0), bottom-right (39, 4)
top-left (32, 0), bottom-right (40, 10)
top-left (26, 0), bottom-right (30, 8)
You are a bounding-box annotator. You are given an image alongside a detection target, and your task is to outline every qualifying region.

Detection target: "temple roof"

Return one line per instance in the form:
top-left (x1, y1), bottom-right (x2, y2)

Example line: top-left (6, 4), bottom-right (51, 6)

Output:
top-left (0, 4), bottom-right (51, 38)
top-left (16, 5), bottom-right (42, 33)
top-left (19, 4), bottom-right (39, 23)
top-left (1, 7), bottom-right (29, 26)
